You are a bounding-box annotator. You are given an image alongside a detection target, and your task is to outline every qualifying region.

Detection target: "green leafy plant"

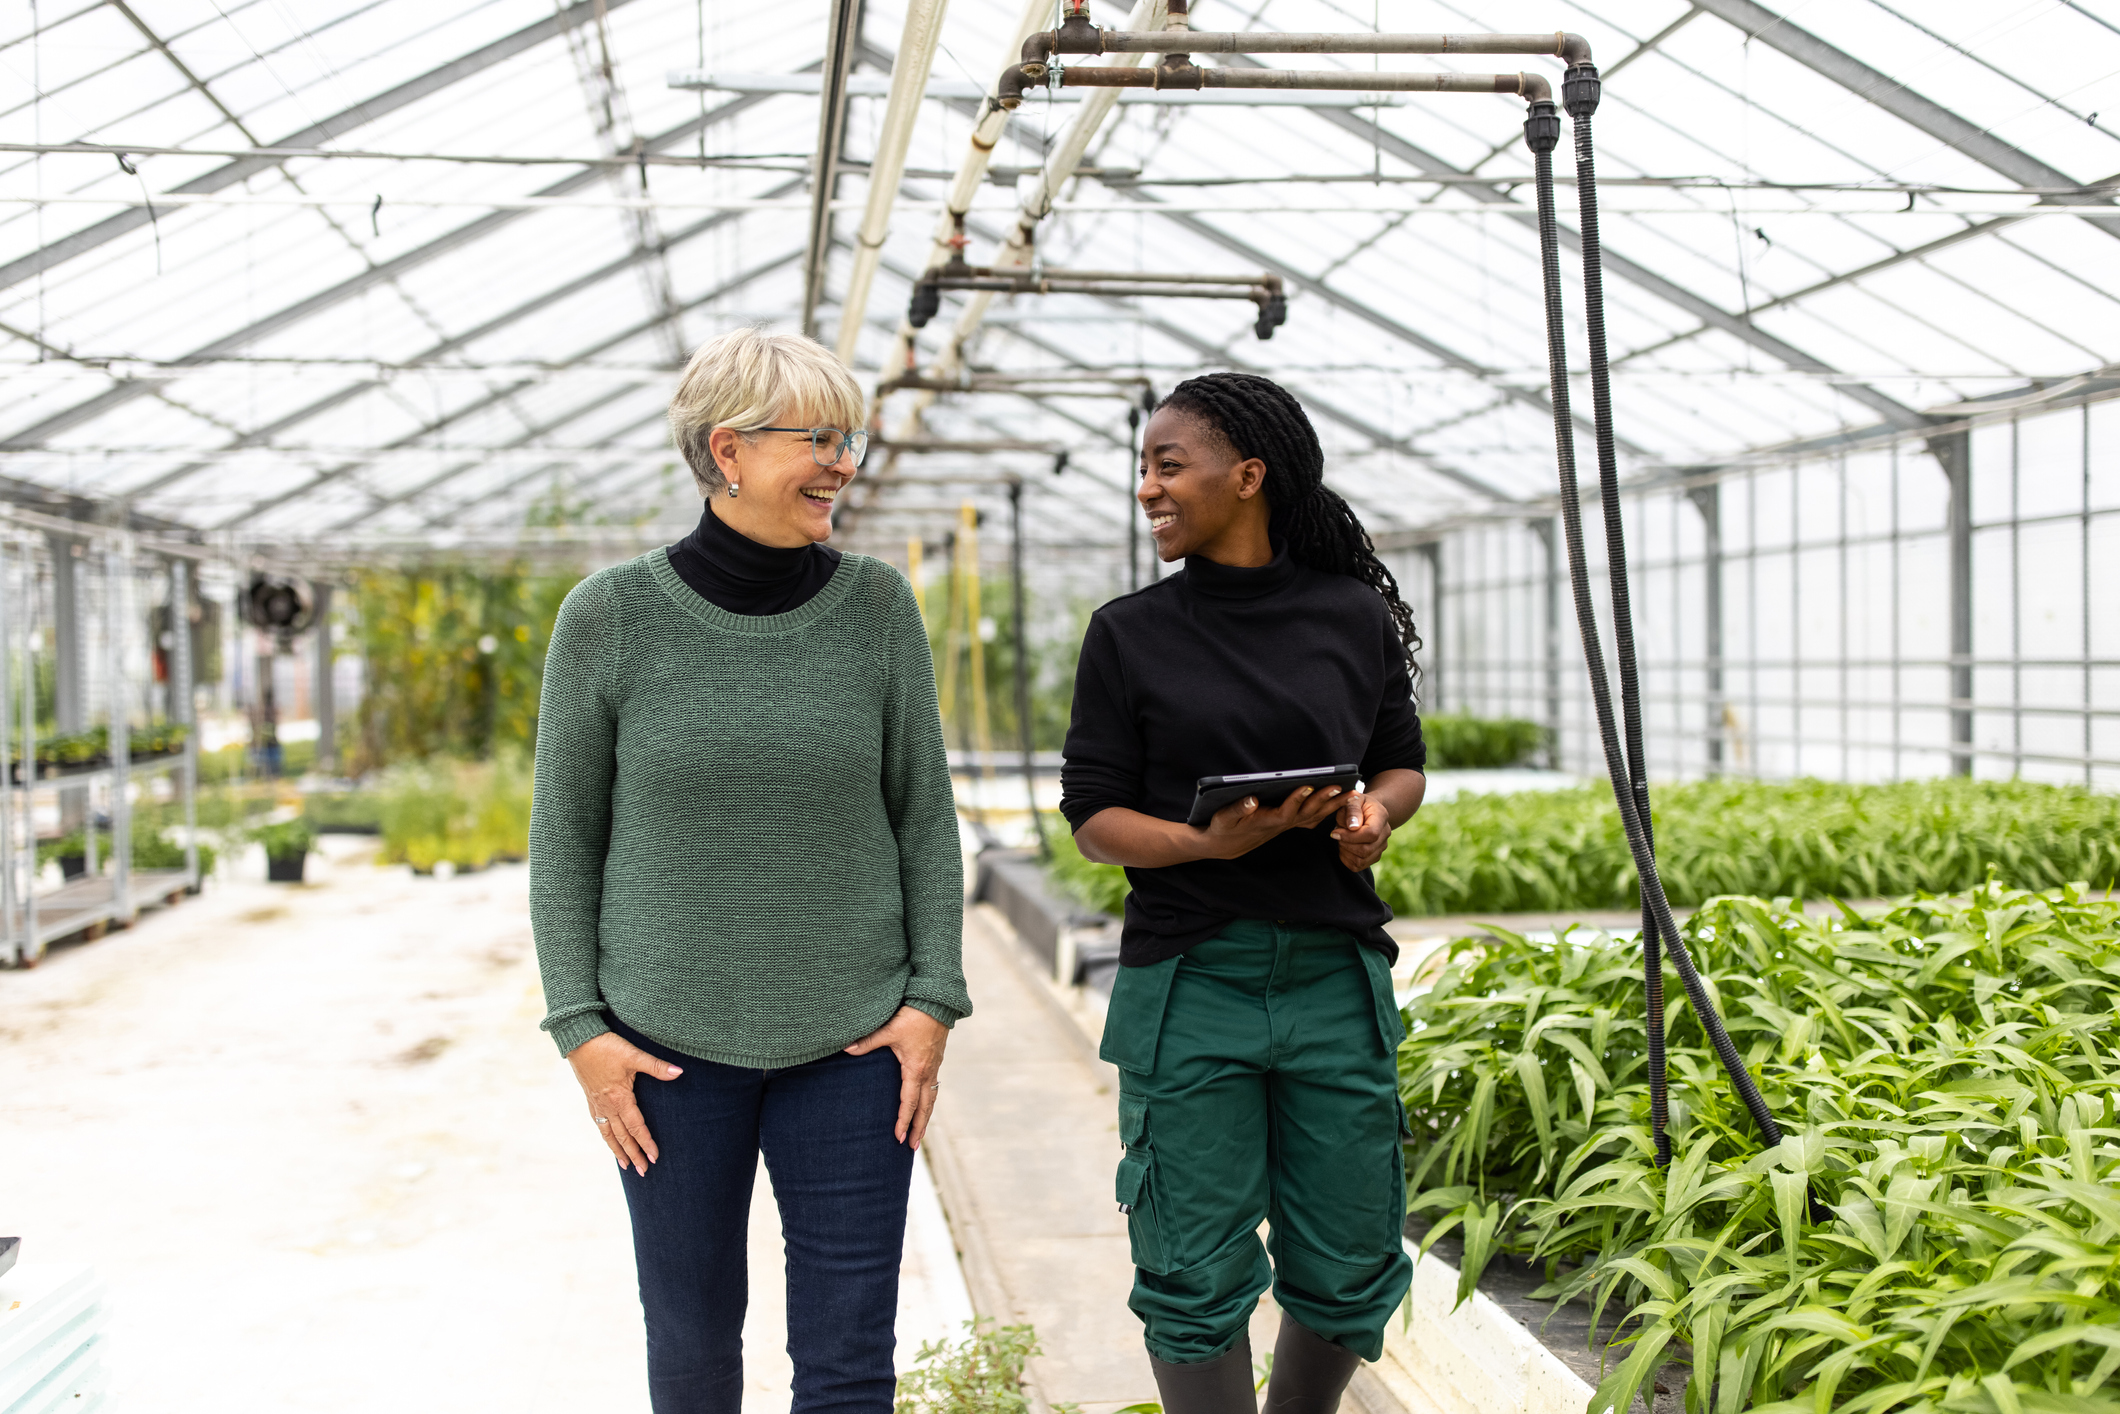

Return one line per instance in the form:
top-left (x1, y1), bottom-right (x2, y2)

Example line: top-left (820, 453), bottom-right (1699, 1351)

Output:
top-left (249, 818), bottom-right (316, 862)
top-left (375, 755), bottom-right (531, 873)
top-left (1043, 817), bottom-right (1129, 916)
top-left (1422, 713), bottom-right (1550, 769)
top-left (303, 790), bottom-right (383, 833)
top-left (1399, 880), bottom-right (2120, 1413)
top-left (37, 827), bottom-right (216, 875)
top-left (348, 564), bottom-right (581, 773)
top-left (895, 1320), bottom-right (1060, 1414)
top-left (1373, 778), bottom-right (2120, 918)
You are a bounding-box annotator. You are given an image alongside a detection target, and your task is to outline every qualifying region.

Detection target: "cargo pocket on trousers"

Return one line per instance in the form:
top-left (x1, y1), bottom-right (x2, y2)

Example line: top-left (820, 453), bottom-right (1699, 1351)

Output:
top-left (1115, 1093), bottom-right (1171, 1274)
top-left (1359, 944), bottom-right (1408, 1058)
top-left (1100, 953), bottom-right (1180, 1076)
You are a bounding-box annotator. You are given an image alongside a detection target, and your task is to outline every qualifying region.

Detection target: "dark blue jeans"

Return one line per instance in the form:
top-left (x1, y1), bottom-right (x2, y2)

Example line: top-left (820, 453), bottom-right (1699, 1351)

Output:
top-left (612, 1017), bottom-right (915, 1414)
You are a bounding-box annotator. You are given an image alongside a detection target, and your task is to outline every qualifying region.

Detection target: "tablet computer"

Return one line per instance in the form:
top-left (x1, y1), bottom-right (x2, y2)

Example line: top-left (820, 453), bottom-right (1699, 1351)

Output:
top-left (1186, 764), bottom-right (1361, 827)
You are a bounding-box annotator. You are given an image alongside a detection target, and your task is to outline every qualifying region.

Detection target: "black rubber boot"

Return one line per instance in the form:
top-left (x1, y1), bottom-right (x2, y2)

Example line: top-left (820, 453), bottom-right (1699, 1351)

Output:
top-left (1148, 1334), bottom-right (1257, 1414)
top-left (1260, 1316), bottom-right (1361, 1414)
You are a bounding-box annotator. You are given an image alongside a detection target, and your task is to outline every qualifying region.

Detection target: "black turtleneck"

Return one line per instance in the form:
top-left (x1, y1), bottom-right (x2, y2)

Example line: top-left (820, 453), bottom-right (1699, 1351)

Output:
top-left (665, 499), bottom-right (842, 616)
top-left (1059, 545), bottom-right (1426, 966)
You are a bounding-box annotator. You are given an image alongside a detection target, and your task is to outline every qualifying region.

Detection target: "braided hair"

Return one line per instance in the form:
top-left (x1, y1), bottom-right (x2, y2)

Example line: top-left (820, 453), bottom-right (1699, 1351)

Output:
top-left (1158, 372), bottom-right (1423, 671)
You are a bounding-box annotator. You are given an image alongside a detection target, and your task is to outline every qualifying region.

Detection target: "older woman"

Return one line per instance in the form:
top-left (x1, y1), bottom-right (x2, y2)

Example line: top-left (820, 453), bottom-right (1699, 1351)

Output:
top-left (530, 325), bottom-right (969, 1414)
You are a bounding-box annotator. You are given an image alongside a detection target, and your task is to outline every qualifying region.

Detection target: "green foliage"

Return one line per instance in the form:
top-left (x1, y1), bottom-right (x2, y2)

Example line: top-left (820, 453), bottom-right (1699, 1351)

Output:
top-left (249, 818), bottom-right (316, 861)
top-left (303, 790), bottom-right (383, 832)
top-left (375, 755), bottom-right (532, 873)
top-left (1422, 713), bottom-right (1549, 769)
top-left (1374, 778), bottom-right (2120, 917)
top-left (1399, 881), bottom-right (2120, 1413)
top-left (348, 564), bottom-right (580, 771)
top-left (1044, 818), bottom-right (1129, 916)
top-left (895, 1321), bottom-right (1060, 1414)
top-left (10, 723), bottom-right (189, 772)
top-left (37, 826), bottom-right (216, 875)
top-left (922, 571), bottom-right (1084, 753)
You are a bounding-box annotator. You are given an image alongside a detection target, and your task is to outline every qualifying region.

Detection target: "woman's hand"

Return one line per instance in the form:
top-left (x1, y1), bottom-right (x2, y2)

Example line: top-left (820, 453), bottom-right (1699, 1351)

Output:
top-left (1329, 792), bottom-right (1393, 871)
top-left (845, 1006), bottom-right (950, 1150)
top-left (1074, 786), bottom-right (1349, 868)
top-left (1199, 784), bottom-right (1350, 860)
top-left (567, 1031), bottom-right (684, 1176)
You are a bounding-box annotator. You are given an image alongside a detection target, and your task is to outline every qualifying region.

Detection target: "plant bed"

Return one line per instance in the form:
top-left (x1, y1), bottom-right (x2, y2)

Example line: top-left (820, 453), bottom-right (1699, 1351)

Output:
top-left (1398, 881), bottom-right (2120, 1414)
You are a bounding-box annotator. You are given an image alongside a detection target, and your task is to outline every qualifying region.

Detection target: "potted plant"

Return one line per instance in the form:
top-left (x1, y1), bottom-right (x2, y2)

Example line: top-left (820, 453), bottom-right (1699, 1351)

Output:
top-left (38, 829), bottom-right (90, 881)
top-left (252, 819), bottom-right (317, 883)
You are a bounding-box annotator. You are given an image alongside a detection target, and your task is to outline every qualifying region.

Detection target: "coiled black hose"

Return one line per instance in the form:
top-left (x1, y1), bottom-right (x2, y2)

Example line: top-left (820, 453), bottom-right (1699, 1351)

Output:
top-left (1523, 82), bottom-right (1788, 1160)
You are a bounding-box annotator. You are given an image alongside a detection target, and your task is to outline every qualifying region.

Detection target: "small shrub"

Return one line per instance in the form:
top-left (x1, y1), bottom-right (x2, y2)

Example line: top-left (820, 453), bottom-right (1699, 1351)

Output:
top-left (249, 818), bottom-right (316, 862)
top-left (895, 1321), bottom-right (1054, 1414)
top-left (376, 755), bottom-right (531, 872)
top-left (1421, 713), bottom-right (1549, 769)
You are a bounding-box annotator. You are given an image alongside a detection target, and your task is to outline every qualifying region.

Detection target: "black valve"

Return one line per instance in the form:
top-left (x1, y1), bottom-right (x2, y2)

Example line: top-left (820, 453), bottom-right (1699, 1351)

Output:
top-left (1253, 291), bottom-right (1287, 340)
top-left (1522, 98), bottom-right (1560, 155)
top-left (1563, 63), bottom-right (1601, 120)
top-left (908, 281), bottom-right (941, 328)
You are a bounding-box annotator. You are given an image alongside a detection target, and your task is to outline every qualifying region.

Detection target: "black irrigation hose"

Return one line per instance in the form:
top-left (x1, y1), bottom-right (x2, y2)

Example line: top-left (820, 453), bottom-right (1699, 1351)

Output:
top-left (1524, 81), bottom-right (1790, 1164)
top-left (1562, 70), bottom-right (1672, 1173)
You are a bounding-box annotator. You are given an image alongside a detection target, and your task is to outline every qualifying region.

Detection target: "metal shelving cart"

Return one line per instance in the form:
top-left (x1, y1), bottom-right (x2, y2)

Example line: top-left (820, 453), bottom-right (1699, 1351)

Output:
top-left (1, 523), bottom-right (202, 967)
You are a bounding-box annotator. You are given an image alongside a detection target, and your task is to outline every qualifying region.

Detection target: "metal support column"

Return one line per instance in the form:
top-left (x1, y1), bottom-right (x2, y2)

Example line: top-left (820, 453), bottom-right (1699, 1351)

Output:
top-left (1529, 519), bottom-right (1562, 768)
top-left (105, 544), bottom-right (131, 921)
top-left (1930, 430), bottom-right (1974, 776)
top-left (171, 558), bottom-right (199, 890)
top-left (16, 544), bottom-right (36, 959)
top-left (1417, 542), bottom-right (1443, 711)
top-left (0, 539), bottom-right (14, 962)
top-left (312, 582), bottom-right (336, 775)
top-left (1007, 480), bottom-right (1047, 857)
top-left (48, 532), bottom-right (87, 835)
top-left (1687, 483), bottom-right (1725, 775)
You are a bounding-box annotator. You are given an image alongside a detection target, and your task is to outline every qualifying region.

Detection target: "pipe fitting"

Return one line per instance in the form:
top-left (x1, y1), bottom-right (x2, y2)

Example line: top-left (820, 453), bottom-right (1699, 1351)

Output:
top-left (1053, 9), bottom-right (1104, 53)
top-left (1522, 97), bottom-right (1560, 155)
top-left (1153, 53), bottom-right (1202, 89)
top-left (907, 280), bottom-right (941, 328)
top-left (996, 63), bottom-right (1038, 110)
top-left (1517, 71), bottom-right (1552, 104)
top-left (1557, 31), bottom-right (1592, 65)
top-left (1563, 62), bottom-right (1600, 118)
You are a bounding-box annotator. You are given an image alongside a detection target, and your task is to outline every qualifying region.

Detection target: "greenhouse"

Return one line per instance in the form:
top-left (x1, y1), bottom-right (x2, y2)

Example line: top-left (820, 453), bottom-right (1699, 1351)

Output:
top-left (1, 1), bottom-right (2116, 1411)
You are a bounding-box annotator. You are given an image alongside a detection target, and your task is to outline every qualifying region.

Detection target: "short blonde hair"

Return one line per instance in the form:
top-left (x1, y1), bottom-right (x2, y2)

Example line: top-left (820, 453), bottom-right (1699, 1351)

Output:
top-left (668, 325), bottom-right (867, 494)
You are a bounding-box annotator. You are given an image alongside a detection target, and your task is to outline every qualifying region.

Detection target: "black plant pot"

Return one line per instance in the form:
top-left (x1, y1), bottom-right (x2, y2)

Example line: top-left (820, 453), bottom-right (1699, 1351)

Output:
top-left (266, 853), bottom-right (307, 883)
top-left (58, 853), bottom-right (86, 881)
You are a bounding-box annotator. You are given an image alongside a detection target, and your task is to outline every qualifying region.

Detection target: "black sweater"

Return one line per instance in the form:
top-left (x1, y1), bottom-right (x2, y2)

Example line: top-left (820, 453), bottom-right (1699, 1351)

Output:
top-left (1059, 547), bottom-right (1425, 967)
top-left (666, 500), bottom-right (841, 615)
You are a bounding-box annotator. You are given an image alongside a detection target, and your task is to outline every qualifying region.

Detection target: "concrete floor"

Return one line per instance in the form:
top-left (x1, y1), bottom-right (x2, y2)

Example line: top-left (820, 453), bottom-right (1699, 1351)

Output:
top-left (925, 905), bottom-right (1284, 1414)
top-left (0, 840), bottom-right (968, 1412)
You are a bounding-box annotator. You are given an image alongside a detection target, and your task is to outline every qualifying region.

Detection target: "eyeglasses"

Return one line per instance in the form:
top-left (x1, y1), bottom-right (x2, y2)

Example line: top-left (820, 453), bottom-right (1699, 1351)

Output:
top-left (757, 426), bottom-right (870, 469)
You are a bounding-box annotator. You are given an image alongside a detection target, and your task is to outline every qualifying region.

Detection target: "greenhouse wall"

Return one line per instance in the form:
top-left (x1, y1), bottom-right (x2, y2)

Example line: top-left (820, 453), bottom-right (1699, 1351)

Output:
top-left (1389, 392), bottom-right (2120, 790)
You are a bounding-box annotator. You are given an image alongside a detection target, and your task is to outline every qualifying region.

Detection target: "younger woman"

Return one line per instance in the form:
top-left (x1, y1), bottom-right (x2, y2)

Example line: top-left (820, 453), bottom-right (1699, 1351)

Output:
top-left (1060, 372), bottom-right (1426, 1414)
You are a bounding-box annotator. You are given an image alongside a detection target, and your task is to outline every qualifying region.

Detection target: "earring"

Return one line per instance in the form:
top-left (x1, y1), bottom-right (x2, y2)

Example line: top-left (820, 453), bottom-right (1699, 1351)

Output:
top-left (727, 482), bottom-right (740, 498)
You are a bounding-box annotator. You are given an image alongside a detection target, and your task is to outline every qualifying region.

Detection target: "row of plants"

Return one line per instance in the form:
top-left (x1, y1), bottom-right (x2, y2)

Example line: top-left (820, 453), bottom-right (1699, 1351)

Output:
top-left (36, 826), bottom-right (218, 877)
top-left (1372, 778), bottom-right (2120, 918)
top-left (9, 722), bottom-right (191, 777)
top-left (1398, 880), bottom-right (2120, 1413)
top-left (1042, 778), bottom-right (2120, 920)
top-left (1422, 712), bottom-right (1550, 769)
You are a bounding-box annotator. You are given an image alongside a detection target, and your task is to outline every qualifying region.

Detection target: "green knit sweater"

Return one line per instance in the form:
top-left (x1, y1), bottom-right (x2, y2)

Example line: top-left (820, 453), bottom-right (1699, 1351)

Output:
top-left (528, 549), bottom-right (970, 1066)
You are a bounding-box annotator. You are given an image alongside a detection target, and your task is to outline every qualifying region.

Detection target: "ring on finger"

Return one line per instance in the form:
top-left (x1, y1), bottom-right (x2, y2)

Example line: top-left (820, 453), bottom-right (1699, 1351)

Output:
top-left (595, 1117), bottom-right (611, 1125)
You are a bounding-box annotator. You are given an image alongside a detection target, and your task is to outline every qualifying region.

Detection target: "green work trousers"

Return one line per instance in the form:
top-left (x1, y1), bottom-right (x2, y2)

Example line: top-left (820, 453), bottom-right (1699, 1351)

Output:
top-left (1099, 920), bottom-right (1412, 1364)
